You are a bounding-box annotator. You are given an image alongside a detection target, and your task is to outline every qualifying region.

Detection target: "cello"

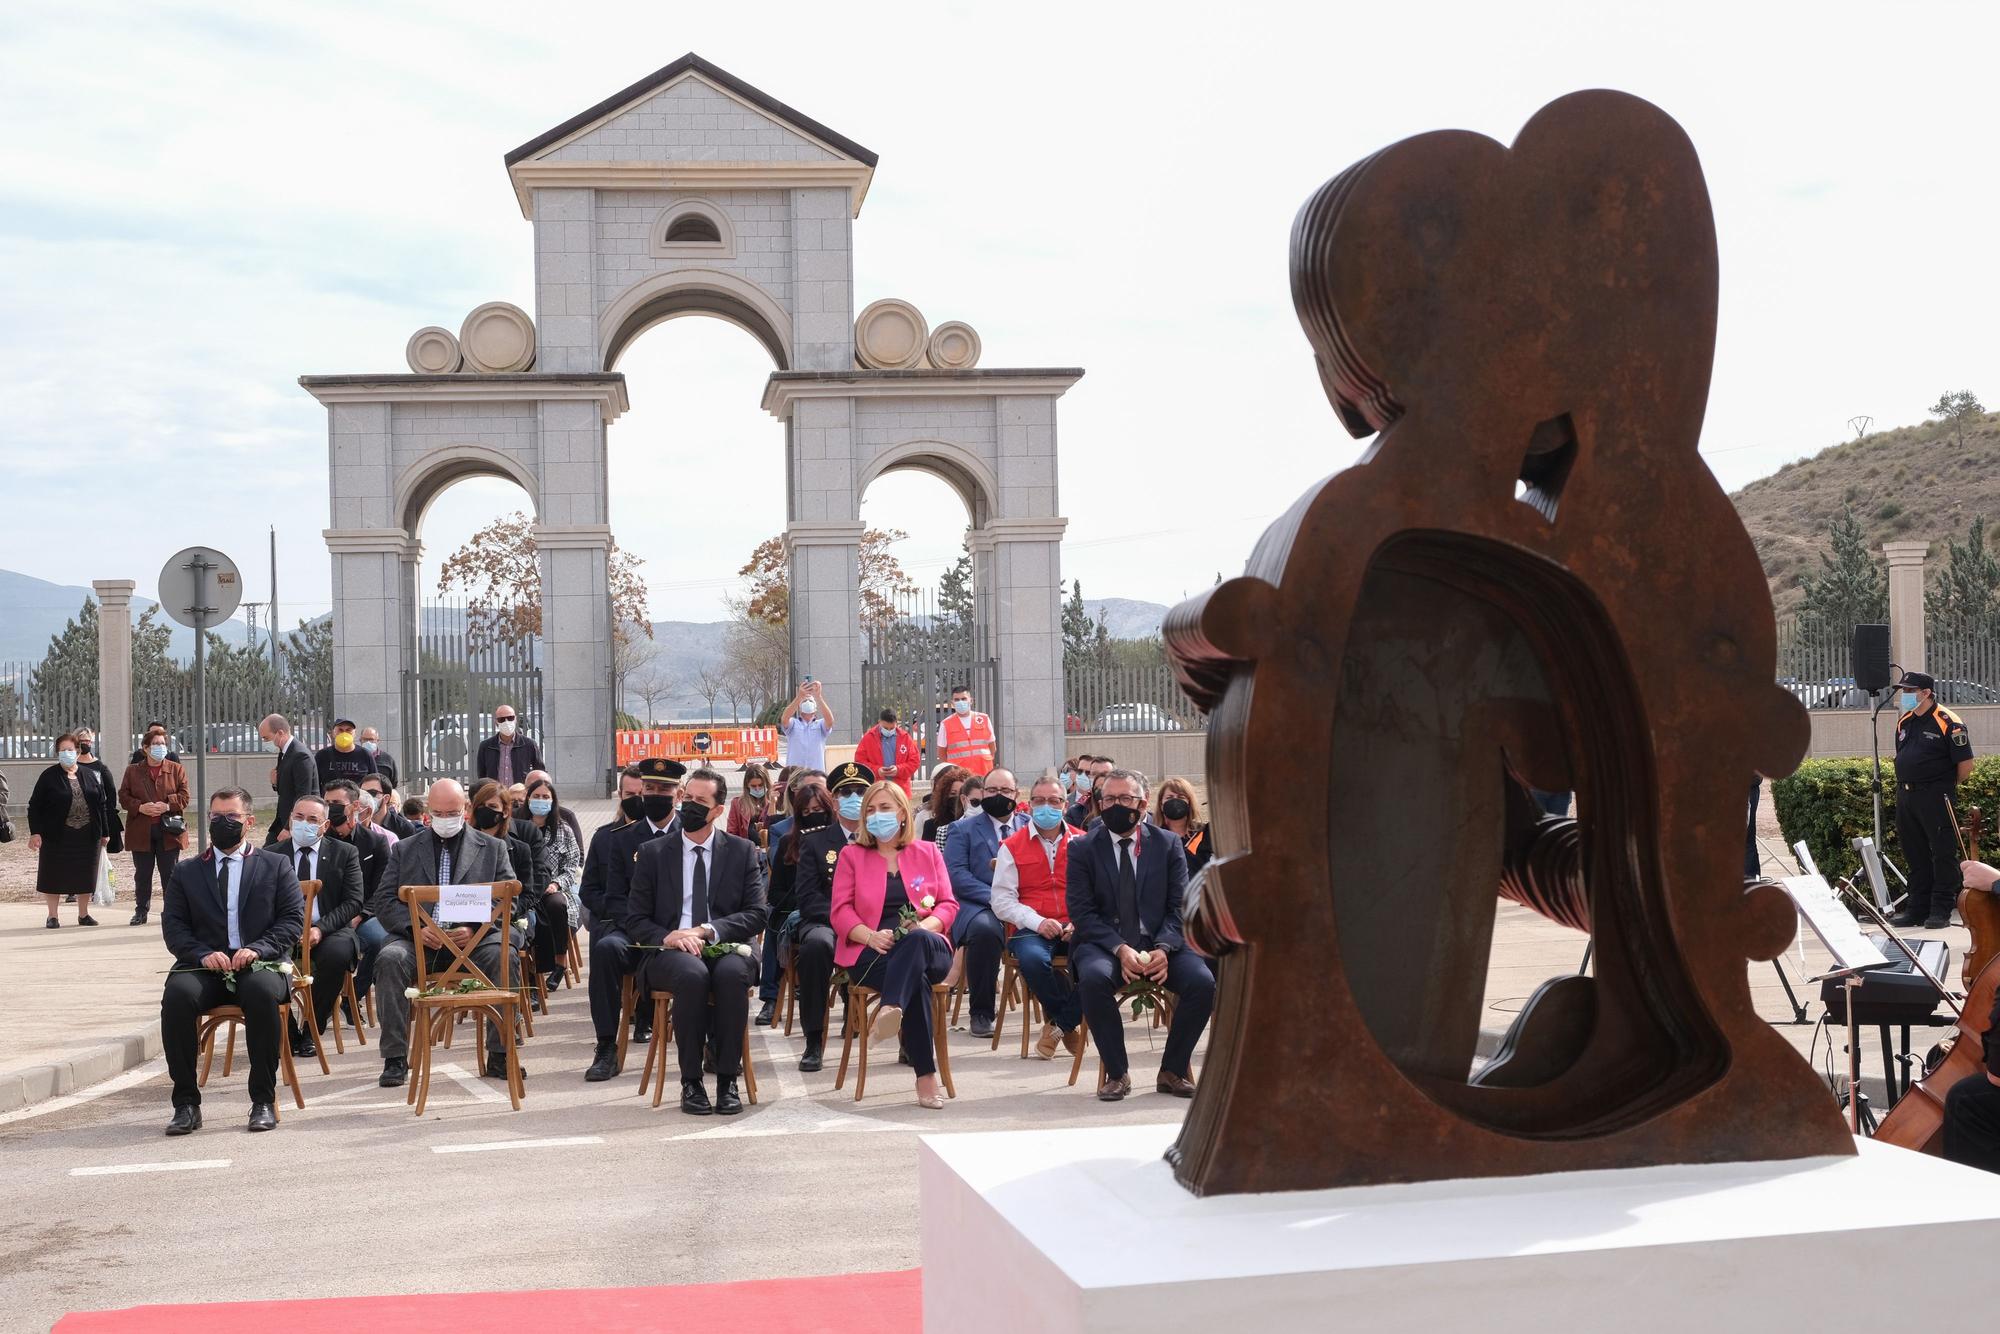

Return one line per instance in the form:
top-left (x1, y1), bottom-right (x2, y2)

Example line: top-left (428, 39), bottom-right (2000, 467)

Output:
top-left (1876, 805), bottom-right (2000, 1152)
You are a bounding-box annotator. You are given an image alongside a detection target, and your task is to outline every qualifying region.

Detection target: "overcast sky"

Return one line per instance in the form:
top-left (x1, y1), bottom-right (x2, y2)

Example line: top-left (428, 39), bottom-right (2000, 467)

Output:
top-left (4, 1), bottom-right (1995, 627)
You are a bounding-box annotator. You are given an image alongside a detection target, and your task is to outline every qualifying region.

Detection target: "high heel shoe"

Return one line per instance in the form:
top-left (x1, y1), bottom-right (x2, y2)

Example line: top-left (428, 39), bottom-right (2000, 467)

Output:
top-left (870, 1004), bottom-right (904, 1045)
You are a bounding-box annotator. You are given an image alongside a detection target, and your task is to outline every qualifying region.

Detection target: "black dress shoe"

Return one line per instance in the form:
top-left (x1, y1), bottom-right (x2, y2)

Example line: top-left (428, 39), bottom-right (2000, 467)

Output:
top-left (585, 1041), bottom-right (619, 1082)
top-left (755, 1000), bottom-right (776, 1027)
top-left (164, 1105), bottom-right (202, 1136)
top-left (129, 912), bottom-right (148, 926)
top-left (969, 1014), bottom-right (995, 1039)
top-left (379, 1058), bottom-right (408, 1088)
top-left (77, 915), bottom-right (99, 927)
top-left (680, 1080), bottom-right (713, 1115)
top-left (45, 917), bottom-right (59, 929)
top-left (1925, 914), bottom-right (1953, 930)
top-left (485, 1051), bottom-right (521, 1080)
top-left (715, 1077), bottom-right (743, 1115)
top-left (1098, 1072), bottom-right (1132, 1102)
top-left (633, 1022), bottom-right (653, 1045)
top-left (291, 1035), bottom-right (318, 1060)
top-left (1887, 909), bottom-right (1926, 928)
top-left (798, 1042), bottom-right (824, 1073)
top-left (247, 1102), bottom-right (277, 1132)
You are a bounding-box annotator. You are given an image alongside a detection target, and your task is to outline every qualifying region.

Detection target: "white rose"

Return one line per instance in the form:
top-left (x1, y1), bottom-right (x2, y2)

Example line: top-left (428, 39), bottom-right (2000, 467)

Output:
top-left (735, 943), bottom-right (753, 957)
top-left (920, 895), bottom-right (936, 909)
top-left (298, 975), bottom-right (314, 985)
top-left (1136, 950), bottom-right (1153, 964)
top-left (404, 987), bottom-right (420, 999)
top-left (277, 960), bottom-right (294, 975)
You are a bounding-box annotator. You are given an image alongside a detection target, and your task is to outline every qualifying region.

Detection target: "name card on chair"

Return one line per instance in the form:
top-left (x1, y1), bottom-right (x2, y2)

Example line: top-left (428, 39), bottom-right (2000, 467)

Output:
top-left (438, 883), bottom-right (494, 924)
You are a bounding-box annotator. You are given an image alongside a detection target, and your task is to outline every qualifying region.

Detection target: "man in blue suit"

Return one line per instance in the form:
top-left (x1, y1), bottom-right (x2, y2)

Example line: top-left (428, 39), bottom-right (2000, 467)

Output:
top-left (942, 767), bottom-right (1027, 1037)
top-left (1066, 768), bottom-right (1214, 1101)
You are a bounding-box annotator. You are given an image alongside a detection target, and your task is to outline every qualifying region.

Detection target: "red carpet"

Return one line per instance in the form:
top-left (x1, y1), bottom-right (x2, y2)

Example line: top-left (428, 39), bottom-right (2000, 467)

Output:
top-left (56, 1268), bottom-right (921, 1332)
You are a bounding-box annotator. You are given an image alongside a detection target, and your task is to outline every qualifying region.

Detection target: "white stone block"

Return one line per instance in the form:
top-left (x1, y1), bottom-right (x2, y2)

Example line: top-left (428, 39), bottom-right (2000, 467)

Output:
top-left (922, 1125), bottom-right (2000, 1334)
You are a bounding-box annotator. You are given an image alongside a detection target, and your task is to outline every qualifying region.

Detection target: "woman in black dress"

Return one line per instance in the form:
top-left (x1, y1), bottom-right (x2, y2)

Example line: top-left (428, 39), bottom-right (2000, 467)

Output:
top-left (28, 732), bottom-right (112, 928)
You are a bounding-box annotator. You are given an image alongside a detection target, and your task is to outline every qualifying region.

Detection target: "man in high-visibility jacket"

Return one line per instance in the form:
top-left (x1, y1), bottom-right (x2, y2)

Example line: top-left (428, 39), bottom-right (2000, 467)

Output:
top-left (938, 685), bottom-right (997, 774)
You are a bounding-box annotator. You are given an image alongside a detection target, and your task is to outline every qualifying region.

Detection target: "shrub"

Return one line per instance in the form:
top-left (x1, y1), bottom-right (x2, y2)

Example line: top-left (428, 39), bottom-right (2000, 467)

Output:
top-left (1773, 754), bottom-right (2000, 884)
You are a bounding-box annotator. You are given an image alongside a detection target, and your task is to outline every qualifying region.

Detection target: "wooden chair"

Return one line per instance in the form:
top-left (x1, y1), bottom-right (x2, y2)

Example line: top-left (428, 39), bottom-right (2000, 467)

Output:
top-left (995, 949), bottom-right (1072, 1056)
top-left (636, 985), bottom-right (761, 1109)
top-left (834, 980), bottom-right (956, 1102)
top-left (398, 881), bottom-right (527, 1114)
top-left (199, 879), bottom-right (333, 1091)
top-left (563, 933), bottom-right (584, 988)
top-left (1069, 979), bottom-right (1177, 1090)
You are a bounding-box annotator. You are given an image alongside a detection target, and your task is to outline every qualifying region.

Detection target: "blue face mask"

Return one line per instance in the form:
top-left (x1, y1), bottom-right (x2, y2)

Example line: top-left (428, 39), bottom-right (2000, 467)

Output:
top-left (57, 749), bottom-right (77, 768)
top-left (1900, 691), bottom-right (1920, 710)
top-left (360, 740), bottom-right (377, 753)
top-left (527, 797), bottom-right (553, 816)
top-left (290, 820), bottom-right (322, 847)
top-left (147, 744), bottom-right (168, 762)
top-left (838, 793), bottom-right (865, 822)
top-left (865, 812), bottom-right (902, 841)
top-left (1031, 804), bottom-right (1066, 831)
top-left (880, 723), bottom-right (896, 737)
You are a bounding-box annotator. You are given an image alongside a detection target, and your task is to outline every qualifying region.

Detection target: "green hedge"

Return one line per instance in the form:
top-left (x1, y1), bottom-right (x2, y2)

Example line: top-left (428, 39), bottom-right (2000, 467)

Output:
top-left (1772, 754), bottom-right (2000, 882)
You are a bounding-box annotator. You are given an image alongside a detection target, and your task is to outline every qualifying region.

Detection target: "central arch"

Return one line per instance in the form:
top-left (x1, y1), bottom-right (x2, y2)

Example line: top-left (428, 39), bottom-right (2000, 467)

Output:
top-left (599, 269), bottom-right (793, 372)
top-left (857, 439), bottom-right (998, 531)
top-left (394, 443), bottom-right (542, 536)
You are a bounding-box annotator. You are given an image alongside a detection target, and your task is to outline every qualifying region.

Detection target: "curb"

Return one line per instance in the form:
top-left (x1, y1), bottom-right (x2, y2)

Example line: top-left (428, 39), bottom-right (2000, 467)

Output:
top-left (0, 1029), bottom-right (161, 1114)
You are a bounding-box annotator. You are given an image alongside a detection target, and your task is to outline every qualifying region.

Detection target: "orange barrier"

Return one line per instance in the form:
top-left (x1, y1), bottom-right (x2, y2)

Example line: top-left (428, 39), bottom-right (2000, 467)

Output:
top-left (616, 727), bottom-right (780, 767)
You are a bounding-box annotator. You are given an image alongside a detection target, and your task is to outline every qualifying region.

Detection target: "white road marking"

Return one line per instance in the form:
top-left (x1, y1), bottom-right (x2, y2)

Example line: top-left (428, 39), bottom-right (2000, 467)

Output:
top-left (433, 1061), bottom-right (508, 1104)
top-left (432, 1135), bottom-right (603, 1154)
top-left (0, 1058), bottom-right (166, 1126)
top-left (71, 1158), bottom-right (232, 1177)
top-left (757, 1026), bottom-right (808, 1100)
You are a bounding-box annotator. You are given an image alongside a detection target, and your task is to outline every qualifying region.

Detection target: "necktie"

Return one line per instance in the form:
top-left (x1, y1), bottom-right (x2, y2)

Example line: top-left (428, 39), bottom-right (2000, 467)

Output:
top-left (299, 849), bottom-right (316, 921)
top-left (219, 855), bottom-right (238, 949)
top-left (691, 845), bottom-right (708, 928)
top-left (438, 840), bottom-right (454, 888)
top-left (1116, 837), bottom-right (1140, 945)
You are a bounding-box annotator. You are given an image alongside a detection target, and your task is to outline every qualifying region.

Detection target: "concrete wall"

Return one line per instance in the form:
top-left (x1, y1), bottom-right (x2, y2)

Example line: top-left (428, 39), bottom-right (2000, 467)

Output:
top-left (1064, 732), bottom-right (1206, 783)
top-left (1804, 702), bottom-right (2000, 760)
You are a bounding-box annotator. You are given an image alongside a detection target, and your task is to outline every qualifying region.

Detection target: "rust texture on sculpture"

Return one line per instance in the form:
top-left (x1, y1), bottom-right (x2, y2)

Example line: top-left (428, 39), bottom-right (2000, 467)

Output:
top-left (1162, 90), bottom-right (1852, 1197)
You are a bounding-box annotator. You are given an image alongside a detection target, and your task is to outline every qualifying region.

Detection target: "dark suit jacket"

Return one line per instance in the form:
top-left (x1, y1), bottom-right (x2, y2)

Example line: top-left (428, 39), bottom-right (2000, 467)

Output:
top-left (285, 836), bottom-right (364, 936)
top-left (475, 733), bottom-right (544, 782)
top-left (622, 829), bottom-right (767, 948)
top-left (792, 823), bottom-right (857, 927)
top-left (1066, 821), bottom-right (1190, 957)
top-left (265, 739), bottom-right (319, 846)
top-left (584, 818), bottom-right (674, 925)
top-left (331, 822), bottom-right (393, 910)
top-left (373, 825), bottom-right (513, 938)
top-left (161, 845), bottom-right (305, 970)
top-left (578, 816), bottom-right (630, 925)
top-left (368, 746), bottom-right (400, 790)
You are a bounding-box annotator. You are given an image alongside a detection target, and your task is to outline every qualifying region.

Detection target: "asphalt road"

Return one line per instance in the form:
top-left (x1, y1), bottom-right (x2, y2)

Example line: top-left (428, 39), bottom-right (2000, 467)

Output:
top-left (0, 974), bottom-right (1199, 1330)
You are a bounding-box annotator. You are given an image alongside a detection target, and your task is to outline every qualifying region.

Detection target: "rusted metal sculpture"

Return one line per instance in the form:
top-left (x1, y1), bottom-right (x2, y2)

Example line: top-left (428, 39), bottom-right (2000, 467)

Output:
top-left (1163, 90), bottom-right (1853, 1196)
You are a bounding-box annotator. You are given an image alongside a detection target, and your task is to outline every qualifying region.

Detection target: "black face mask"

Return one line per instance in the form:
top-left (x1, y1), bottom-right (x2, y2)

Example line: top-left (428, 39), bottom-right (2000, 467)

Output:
top-left (620, 793), bottom-right (646, 821)
top-left (327, 803), bottom-right (349, 827)
top-left (981, 794), bottom-right (1016, 821)
top-left (473, 806), bottom-right (504, 831)
top-left (1160, 798), bottom-right (1191, 822)
top-left (209, 814), bottom-right (245, 849)
top-left (679, 801), bottom-right (714, 833)
top-left (1099, 804), bottom-right (1141, 836)
top-left (641, 793), bottom-right (675, 824)
top-left (796, 809), bottom-right (833, 833)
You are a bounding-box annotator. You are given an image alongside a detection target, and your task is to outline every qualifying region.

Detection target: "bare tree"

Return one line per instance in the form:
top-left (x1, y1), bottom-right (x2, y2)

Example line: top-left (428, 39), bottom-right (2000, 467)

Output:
top-left (629, 661), bottom-right (676, 725)
top-left (693, 665), bottom-right (725, 724)
top-left (724, 592), bottom-right (791, 721)
top-left (720, 675), bottom-right (747, 724)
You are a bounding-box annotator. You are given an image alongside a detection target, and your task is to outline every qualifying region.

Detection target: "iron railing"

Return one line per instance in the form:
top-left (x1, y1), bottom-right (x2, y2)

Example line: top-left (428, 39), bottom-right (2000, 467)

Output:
top-left (1773, 616), bottom-right (1872, 710)
top-left (1064, 663), bottom-right (1205, 734)
top-left (1922, 617), bottom-right (2000, 706)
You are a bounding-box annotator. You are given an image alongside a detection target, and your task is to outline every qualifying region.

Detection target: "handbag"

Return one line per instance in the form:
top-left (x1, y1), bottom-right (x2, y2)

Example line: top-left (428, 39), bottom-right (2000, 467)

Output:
top-left (0, 814), bottom-right (14, 843)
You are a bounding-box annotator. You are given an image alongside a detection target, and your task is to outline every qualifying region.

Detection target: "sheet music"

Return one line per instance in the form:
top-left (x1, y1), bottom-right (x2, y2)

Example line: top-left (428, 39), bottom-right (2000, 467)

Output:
top-left (1778, 875), bottom-right (1889, 973)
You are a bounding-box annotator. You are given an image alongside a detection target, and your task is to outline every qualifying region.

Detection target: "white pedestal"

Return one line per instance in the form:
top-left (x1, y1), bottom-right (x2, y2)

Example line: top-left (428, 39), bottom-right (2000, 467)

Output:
top-left (919, 1123), bottom-right (2000, 1332)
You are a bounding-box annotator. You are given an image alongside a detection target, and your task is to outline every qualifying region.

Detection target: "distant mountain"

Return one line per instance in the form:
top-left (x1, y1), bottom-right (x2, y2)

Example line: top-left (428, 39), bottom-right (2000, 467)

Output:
top-left (0, 568), bottom-right (255, 664)
top-left (1083, 598), bottom-right (1169, 641)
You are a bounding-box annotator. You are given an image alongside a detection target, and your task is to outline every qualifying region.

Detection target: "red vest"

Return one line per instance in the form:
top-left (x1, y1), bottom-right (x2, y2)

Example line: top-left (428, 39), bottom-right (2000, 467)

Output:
top-left (1003, 823), bottom-right (1078, 927)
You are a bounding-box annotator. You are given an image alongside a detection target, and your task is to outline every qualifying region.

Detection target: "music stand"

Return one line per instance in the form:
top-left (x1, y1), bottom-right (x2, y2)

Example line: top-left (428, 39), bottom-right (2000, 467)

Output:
top-left (1779, 874), bottom-right (1892, 1135)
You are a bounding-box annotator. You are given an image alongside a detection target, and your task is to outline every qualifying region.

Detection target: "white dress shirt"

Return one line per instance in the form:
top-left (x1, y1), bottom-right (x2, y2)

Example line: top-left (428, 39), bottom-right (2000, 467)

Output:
top-left (991, 828), bottom-right (1067, 932)
top-left (216, 846), bottom-right (248, 949)
top-left (680, 833), bottom-right (715, 936)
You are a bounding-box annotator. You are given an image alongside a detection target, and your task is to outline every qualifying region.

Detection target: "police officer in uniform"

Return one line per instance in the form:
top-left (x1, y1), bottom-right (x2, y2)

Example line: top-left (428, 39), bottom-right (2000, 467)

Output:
top-left (1890, 671), bottom-right (1975, 930)
top-left (789, 762), bottom-right (873, 1073)
top-left (579, 757), bottom-right (684, 1080)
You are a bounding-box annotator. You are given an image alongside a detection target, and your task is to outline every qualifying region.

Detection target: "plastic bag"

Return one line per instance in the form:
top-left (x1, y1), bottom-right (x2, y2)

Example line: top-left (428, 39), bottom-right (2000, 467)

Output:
top-left (93, 850), bottom-right (117, 907)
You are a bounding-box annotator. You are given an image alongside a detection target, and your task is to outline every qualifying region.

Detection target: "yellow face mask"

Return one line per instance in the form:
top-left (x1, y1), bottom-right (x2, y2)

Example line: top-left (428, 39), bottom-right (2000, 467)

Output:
top-left (333, 731), bottom-right (355, 752)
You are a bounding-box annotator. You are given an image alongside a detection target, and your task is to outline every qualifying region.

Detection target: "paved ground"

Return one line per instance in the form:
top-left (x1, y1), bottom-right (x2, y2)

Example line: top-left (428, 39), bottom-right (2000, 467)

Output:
top-left (0, 781), bottom-right (1973, 1330)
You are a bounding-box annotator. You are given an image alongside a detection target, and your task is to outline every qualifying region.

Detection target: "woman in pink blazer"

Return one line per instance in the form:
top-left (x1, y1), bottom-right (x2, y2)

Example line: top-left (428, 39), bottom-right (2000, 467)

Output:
top-left (832, 781), bottom-right (959, 1108)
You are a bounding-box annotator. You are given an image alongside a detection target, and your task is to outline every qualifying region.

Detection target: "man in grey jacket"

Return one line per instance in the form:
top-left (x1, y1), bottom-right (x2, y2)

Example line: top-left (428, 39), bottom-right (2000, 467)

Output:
top-left (371, 779), bottom-right (518, 1088)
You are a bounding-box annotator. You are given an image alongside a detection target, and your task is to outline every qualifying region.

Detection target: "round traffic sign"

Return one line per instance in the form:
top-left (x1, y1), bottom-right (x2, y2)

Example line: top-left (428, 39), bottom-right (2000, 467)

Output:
top-left (692, 731), bottom-right (713, 754)
top-left (156, 546), bottom-right (243, 629)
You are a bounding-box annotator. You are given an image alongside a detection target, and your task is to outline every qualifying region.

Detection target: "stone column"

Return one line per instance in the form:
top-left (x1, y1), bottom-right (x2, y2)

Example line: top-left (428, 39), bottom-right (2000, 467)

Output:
top-left (983, 519), bottom-right (1068, 775)
top-left (92, 580), bottom-right (135, 757)
top-left (533, 523), bottom-right (613, 792)
top-left (1884, 540), bottom-right (1929, 676)
top-left (325, 528), bottom-right (420, 759)
top-left (785, 521), bottom-right (865, 741)
top-left (531, 188), bottom-right (600, 372)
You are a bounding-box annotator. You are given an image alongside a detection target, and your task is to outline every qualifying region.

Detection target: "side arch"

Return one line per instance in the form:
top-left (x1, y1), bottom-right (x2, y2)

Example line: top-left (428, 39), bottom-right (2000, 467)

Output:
top-left (394, 443), bottom-right (541, 536)
top-left (857, 439), bottom-right (1000, 529)
top-left (599, 268), bottom-right (793, 371)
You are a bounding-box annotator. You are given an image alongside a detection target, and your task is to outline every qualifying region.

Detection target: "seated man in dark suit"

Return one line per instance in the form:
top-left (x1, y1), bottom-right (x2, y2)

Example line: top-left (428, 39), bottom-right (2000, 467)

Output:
top-left (622, 766), bottom-right (767, 1115)
top-left (159, 786), bottom-right (305, 1135)
top-left (580, 758), bottom-right (683, 1081)
top-left (1066, 768), bottom-right (1215, 1102)
top-left (789, 762), bottom-right (872, 1072)
top-left (371, 779), bottom-right (519, 1088)
top-left (280, 793), bottom-right (365, 1059)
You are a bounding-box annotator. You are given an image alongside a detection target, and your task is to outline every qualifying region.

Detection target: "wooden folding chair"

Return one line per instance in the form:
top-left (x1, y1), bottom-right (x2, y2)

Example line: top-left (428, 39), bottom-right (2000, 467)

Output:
top-left (398, 881), bottom-right (526, 1115)
top-left (564, 933), bottom-right (584, 988)
top-left (1069, 980), bottom-right (1177, 1090)
top-left (834, 980), bottom-right (955, 1102)
top-left (637, 984), bottom-right (761, 1109)
top-left (199, 880), bottom-right (332, 1091)
top-left (996, 950), bottom-right (1072, 1056)
top-left (777, 954), bottom-right (798, 1035)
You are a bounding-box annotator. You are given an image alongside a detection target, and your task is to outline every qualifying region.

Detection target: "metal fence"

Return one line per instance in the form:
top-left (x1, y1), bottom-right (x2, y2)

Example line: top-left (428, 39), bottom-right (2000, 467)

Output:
top-left (1063, 663), bottom-right (1206, 734)
top-left (0, 660), bottom-right (99, 760)
top-left (1773, 617), bottom-right (1870, 710)
top-left (402, 598), bottom-right (542, 785)
top-left (1922, 618), bottom-right (2000, 706)
top-left (131, 681), bottom-right (328, 759)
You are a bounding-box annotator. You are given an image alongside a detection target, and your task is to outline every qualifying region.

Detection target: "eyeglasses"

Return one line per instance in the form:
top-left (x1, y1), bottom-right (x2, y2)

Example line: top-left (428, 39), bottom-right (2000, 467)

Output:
top-left (494, 714), bottom-right (515, 722)
top-left (1099, 793), bottom-right (1142, 809)
top-left (985, 785), bottom-right (1018, 799)
top-left (1030, 797), bottom-right (1065, 808)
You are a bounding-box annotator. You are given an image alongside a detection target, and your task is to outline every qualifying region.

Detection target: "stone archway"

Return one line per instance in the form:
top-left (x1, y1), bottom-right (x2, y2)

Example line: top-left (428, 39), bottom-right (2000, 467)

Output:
top-left (309, 53), bottom-right (1080, 786)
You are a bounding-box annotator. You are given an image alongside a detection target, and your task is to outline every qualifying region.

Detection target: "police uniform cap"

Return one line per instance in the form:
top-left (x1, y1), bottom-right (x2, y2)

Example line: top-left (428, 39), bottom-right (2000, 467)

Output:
top-left (637, 757), bottom-right (687, 781)
top-left (828, 761), bottom-right (875, 792)
top-left (1901, 671), bottom-right (1937, 692)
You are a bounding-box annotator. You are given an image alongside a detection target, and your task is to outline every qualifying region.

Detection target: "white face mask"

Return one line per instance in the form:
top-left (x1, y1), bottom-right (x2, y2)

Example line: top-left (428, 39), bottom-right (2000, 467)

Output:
top-left (430, 814), bottom-right (464, 838)
top-left (953, 699), bottom-right (971, 716)
top-left (360, 740), bottom-right (377, 753)
top-left (799, 698), bottom-right (818, 716)
top-left (357, 791), bottom-right (379, 812)
top-left (496, 719), bottom-right (517, 736)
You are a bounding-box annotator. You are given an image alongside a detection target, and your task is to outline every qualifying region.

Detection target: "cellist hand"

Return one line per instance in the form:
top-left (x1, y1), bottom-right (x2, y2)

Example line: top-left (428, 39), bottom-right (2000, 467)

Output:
top-left (1960, 860), bottom-right (2000, 893)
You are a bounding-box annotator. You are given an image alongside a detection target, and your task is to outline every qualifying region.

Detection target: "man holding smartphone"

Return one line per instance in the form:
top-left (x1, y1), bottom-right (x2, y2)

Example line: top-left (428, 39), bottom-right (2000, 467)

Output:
top-left (781, 678), bottom-right (833, 771)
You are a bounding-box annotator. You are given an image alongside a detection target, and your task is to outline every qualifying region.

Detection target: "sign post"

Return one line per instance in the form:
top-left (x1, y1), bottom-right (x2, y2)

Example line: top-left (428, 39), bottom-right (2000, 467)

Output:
top-left (158, 547), bottom-right (243, 854)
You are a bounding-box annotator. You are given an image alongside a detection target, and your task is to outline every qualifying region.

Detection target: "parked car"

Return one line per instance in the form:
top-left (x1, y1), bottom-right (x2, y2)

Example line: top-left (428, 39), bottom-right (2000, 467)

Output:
top-left (1089, 703), bottom-right (1185, 734)
top-left (0, 733), bottom-right (56, 761)
top-left (1933, 679), bottom-right (2000, 706)
top-left (206, 722), bottom-right (265, 753)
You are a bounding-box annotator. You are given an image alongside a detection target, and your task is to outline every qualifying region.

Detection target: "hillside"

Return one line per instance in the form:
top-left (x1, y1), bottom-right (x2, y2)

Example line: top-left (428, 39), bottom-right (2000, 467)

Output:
top-left (1731, 410), bottom-right (1999, 617)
